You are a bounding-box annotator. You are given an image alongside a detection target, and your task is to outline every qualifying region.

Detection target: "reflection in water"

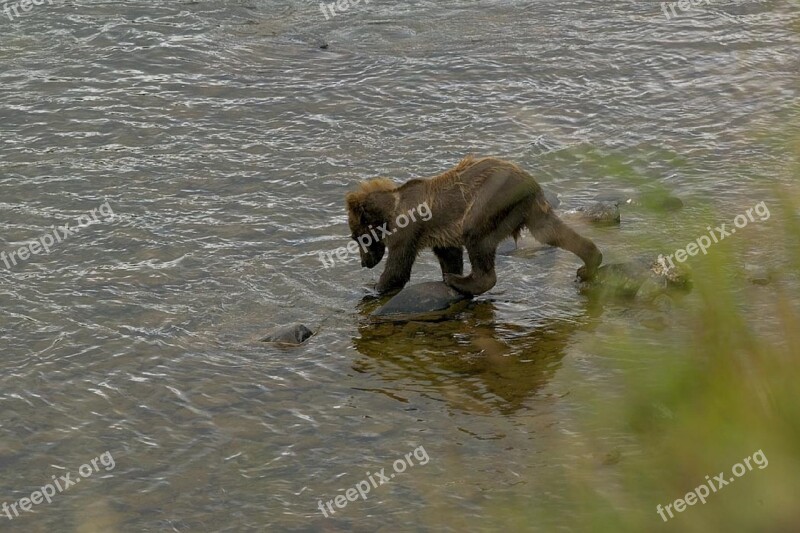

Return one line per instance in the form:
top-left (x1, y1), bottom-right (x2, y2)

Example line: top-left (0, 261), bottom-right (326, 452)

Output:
top-left (352, 300), bottom-right (589, 415)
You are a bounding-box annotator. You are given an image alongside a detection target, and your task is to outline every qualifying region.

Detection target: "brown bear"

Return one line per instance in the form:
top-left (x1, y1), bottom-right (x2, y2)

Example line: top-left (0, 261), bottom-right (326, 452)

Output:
top-left (345, 155), bottom-right (603, 296)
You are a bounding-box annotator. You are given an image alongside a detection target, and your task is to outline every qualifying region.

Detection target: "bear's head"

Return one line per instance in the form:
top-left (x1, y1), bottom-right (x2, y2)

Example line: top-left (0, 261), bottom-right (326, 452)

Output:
top-left (345, 178), bottom-right (396, 269)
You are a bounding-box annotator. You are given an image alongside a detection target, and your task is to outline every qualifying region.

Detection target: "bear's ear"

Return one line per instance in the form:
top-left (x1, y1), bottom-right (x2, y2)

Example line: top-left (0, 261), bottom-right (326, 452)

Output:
top-left (361, 191), bottom-right (396, 225)
top-left (346, 179), bottom-right (396, 224)
top-left (345, 191), bottom-right (367, 222)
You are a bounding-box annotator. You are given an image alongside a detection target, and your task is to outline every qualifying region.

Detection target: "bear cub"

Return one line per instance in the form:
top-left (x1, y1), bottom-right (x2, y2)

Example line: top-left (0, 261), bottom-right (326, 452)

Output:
top-left (345, 155), bottom-right (603, 296)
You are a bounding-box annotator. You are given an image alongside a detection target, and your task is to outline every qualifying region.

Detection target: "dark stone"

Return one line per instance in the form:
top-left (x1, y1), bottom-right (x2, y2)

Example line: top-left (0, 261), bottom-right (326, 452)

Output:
top-left (371, 281), bottom-right (470, 321)
top-left (543, 189), bottom-right (561, 209)
top-left (580, 256), bottom-right (691, 299)
top-left (638, 191), bottom-right (684, 212)
top-left (496, 238), bottom-right (518, 256)
top-left (657, 196), bottom-right (684, 211)
top-left (591, 192), bottom-right (683, 213)
top-left (586, 262), bottom-right (648, 298)
top-left (744, 263), bottom-right (773, 285)
top-left (649, 257), bottom-right (692, 290)
top-left (574, 201), bottom-right (621, 225)
top-left (261, 324), bottom-right (313, 345)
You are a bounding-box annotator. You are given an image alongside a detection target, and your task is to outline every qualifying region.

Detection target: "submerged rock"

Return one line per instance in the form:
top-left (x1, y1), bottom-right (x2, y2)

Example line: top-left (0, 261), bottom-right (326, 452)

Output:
top-left (583, 261), bottom-right (648, 299)
top-left (594, 191), bottom-right (684, 212)
top-left (649, 258), bottom-right (692, 290)
top-left (371, 281), bottom-right (470, 321)
top-left (744, 263), bottom-right (773, 285)
top-left (580, 256), bottom-right (691, 300)
top-left (572, 201), bottom-right (621, 225)
top-left (543, 189), bottom-right (561, 209)
top-left (496, 238), bottom-right (518, 256)
top-left (653, 195), bottom-right (684, 212)
top-left (261, 324), bottom-right (313, 345)
top-left (638, 191), bottom-right (684, 212)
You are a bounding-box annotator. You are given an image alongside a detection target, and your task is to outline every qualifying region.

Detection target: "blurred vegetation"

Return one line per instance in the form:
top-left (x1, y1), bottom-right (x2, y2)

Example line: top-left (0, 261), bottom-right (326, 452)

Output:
top-left (486, 133), bottom-right (800, 531)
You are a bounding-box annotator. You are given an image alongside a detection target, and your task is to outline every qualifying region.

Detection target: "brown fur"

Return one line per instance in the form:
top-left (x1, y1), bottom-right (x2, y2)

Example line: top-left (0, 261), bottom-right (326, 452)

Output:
top-left (346, 156), bottom-right (602, 296)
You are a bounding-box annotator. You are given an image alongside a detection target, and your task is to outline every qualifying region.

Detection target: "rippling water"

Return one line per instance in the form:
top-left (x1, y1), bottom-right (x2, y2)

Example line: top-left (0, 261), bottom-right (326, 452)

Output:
top-left (0, 0), bottom-right (797, 530)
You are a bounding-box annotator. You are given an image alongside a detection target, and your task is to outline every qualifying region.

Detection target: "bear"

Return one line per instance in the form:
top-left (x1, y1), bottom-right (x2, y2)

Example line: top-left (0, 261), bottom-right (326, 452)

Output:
top-left (345, 155), bottom-right (603, 296)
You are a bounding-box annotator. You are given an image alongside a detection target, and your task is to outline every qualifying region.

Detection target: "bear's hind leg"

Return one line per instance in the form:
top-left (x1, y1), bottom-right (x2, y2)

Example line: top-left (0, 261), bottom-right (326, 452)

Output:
top-left (528, 210), bottom-right (602, 280)
top-left (433, 246), bottom-right (464, 277)
top-left (444, 201), bottom-right (530, 296)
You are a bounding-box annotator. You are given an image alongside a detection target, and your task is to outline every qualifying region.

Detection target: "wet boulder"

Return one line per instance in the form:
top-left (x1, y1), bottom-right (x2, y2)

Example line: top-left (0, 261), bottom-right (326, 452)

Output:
top-left (649, 258), bottom-right (692, 291)
top-left (744, 263), bottom-right (773, 285)
top-left (371, 281), bottom-right (470, 321)
top-left (650, 195), bottom-right (683, 212)
top-left (261, 324), bottom-right (313, 345)
top-left (580, 256), bottom-right (691, 300)
top-left (543, 189), bottom-right (561, 209)
top-left (593, 192), bottom-right (684, 212)
top-left (637, 191), bottom-right (684, 212)
top-left (496, 238), bottom-right (518, 256)
top-left (589, 262), bottom-right (648, 298)
top-left (570, 201), bottom-right (621, 225)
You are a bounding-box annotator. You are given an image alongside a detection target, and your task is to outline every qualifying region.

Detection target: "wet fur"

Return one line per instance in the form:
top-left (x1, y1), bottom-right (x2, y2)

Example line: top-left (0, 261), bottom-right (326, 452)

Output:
top-left (346, 156), bottom-right (603, 296)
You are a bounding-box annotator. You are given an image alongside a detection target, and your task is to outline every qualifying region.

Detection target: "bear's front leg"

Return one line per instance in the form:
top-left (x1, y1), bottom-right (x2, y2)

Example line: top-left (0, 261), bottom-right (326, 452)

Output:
top-left (376, 245), bottom-right (416, 295)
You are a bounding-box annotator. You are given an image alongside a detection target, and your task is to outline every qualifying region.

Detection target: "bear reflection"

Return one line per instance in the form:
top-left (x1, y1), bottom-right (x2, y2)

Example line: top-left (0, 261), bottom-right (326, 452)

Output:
top-left (352, 300), bottom-right (588, 415)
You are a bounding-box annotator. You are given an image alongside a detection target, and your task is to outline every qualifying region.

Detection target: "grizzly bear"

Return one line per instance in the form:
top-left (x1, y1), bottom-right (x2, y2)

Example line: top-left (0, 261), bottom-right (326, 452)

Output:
top-left (345, 156), bottom-right (603, 296)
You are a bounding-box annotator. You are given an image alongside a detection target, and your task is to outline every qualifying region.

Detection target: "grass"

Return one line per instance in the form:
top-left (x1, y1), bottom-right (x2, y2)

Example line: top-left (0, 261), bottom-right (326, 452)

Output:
top-left (487, 133), bottom-right (800, 531)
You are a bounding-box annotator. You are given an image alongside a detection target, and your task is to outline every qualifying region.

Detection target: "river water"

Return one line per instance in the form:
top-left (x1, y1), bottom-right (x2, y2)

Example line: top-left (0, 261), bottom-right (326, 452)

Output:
top-left (0, 0), bottom-right (797, 531)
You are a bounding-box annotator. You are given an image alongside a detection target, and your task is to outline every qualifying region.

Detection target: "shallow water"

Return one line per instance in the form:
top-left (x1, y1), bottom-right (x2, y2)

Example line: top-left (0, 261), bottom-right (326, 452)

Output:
top-left (0, 0), bottom-right (798, 531)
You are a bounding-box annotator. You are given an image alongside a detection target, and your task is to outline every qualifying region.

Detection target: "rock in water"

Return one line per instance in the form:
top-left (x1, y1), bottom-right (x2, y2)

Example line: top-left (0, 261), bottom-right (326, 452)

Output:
top-left (744, 263), bottom-right (773, 285)
top-left (638, 191), bottom-right (684, 212)
top-left (261, 324), bottom-right (313, 345)
top-left (580, 256), bottom-right (691, 300)
top-left (591, 262), bottom-right (648, 298)
top-left (574, 201), bottom-right (621, 225)
top-left (371, 281), bottom-right (470, 321)
top-left (543, 189), bottom-right (561, 209)
top-left (496, 238), bottom-right (518, 256)
top-left (595, 191), bottom-right (684, 212)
